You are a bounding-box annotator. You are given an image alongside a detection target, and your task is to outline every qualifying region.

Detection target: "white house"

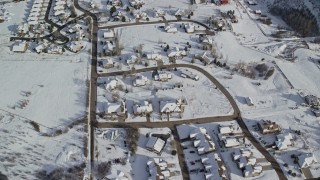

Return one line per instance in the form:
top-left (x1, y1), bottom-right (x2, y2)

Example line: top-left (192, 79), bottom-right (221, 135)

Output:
top-left (55, 1), bottom-right (66, 5)
top-left (245, 97), bottom-right (254, 106)
top-left (146, 136), bottom-right (165, 154)
top-left (12, 41), bottom-right (27, 53)
top-left (146, 53), bottom-right (162, 60)
top-left (160, 100), bottom-right (181, 114)
top-left (133, 75), bottom-right (148, 87)
top-left (126, 55), bottom-right (137, 64)
top-left (180, 69), bottom-right (199, 80)
top-left (184, 23), bottom-right (195, 33)
top-left (103, 41), bottom-right (115, 52)
top-left (69, 41), bottom-right (84, 52)
top-left (54, 10), bottom-right (65, 16)
top-left (275, 133), bottom-right (293, 150)
top-left (103, 29), bottom-right (115, 38)
top-left (105, 79), bottom-right (119, 90)
top-left (102, 58), bottom-right (115, 68)
top-left (219, 124), bottom-right (242, 134)
top-left (168, 48), bottom-right (187, 59)
top-left (106, 101), bottom-right (126, 115)
top-left (53, 5), bottom-right (65, 11)
top-left (34, 43), bottom-right (48, 53)
top-left (175, 9), bottom-right (186, 17)
top-left (154, 72), bottom-right (172, 81)
top-left (164, 25), bottom-right (177, 33)
top-left (298, 153), bottom-right (317, 168)
top-left (154, 9), bottom-right (165, 17)
top-left (133, 101), bottom-right (153, 115)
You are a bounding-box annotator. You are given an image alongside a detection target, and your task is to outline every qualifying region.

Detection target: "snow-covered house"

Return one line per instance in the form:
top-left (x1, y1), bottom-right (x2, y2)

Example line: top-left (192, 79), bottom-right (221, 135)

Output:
top-left (105, 101), bottom-right (126, 115)
top-left (180, 69), bottom-right (199, 81)
top-left (190, 127), bottom-right (215, 155)
top-left (12, 41), bottom-right (28, 53)
top-left (258, 120), bottom-right (281, 134)
top-left (146, 53), bottom-right (162, 60)
top-left (53, 4), bottom-right (65, 11)
top-left (305, 95), bottom-right (319, 106)
top-left (103, 29), bottom-right (115, 39)
top-left (126, 55), bottom-right (137, 64)
top-left (129, 0), bottom-right (144, 7)
top-left (222, 137), bottom-right (241, 148)
top-left (103, 41), bottom-right (115, 53)
top-left (17, 23), bottom-right (29, 34)
top-left (154, 72), bottom-right (172, 82)
top-left (106, 79), bottom-right (120, 90)
top-left (297, 153), bottom-right (317, 168)
top-left (112, 0), bottom-right (122, 6)
top-left (102, 58), bottom-right (115, 68)
top-left (312, 109), bottom-right (320, 117)
top-left (147, 158), bottom-right (172, 179)
top-left (218, 124), bottom-right (242, 135)
top-left (146, 136), bottom-right (165, 154)
top-left (54, 10), bottom-right (65, 16)
top-left (112, 11), bottom-right (124, 19)
top-left (105, 170), bottom-right (128, 180)
top-left (175, 9), bottom-right (186, 17)
top-left (243, 164), bottom-right (262, 177)
top-left (245, 97), bottom-right (254, 106)
top-left (48, 46), bottom-right (63, 54)
top-left (89, 1), bottom-right (96, 9)
top-left (135, 12), bottom-right (147, 19)
top-left (160, 100), bottom-right (182, 114)
top-left (164, 25), bottom-right (177, 33)
top-left (232, 149), bottom-right (252, 161)
top-left (168, 47), bottom-right (187, 59)
top-left (275, 133), bottom-right (293, 150)
top-left (34, 43), bottom-right (48, 53)
top-left (154, 9), bottom-right (165, 17)
top-left (55, 1), bottom-right (66, 5)
top-left (68, 41), bottom-right (84, 52)
top-left (133, 101), bottom-right (153, 115)
top-left (133, 75), bottom-right (148, 87)
top-left (184, 23), bottom-right (195, 33)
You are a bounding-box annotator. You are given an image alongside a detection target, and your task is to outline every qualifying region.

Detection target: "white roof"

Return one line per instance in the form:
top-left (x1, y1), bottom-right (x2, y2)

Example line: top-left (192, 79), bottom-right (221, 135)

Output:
top-left (298, 153), bottom-right (317, 168)
top-left (160, 101), bottom-right (181, 113)
top-left (147, 53), bottom-right (162, 60)
top-left (54, 5), bottom-right (65, 11)
top-left (146, 137), bottom-right (165, 153)
top-left (165, 26), bottom-right (177, 33)
top-left (103, 29), bottom-right (115, 38)
top-left (106, 80), bottom-right (118, 90)
top-left (29, 12), bottom-right (40, 17)
top-left (276, 133), bottom-right (293, 150)
top-left (55, 1), bottom-right (66, 5)
top-left (54, 10), bottom-right (65, 16)
top-left (133, 101), bottom-right (153, 114)
top-left (185, 23), bottom-right (195, 33)
top-left (31, 7), bottom-right (41, 12)
top-left (224, 138), bottom-right (240, 147)
top-left (106, 103), bottom-right (122, 113)
top-left (12, 42), bottom-right (27, 52)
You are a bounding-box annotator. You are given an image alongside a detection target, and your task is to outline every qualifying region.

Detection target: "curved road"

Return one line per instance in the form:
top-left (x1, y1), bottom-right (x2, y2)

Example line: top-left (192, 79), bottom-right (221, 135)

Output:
top-left (72, 1), bottom-right (287, 179)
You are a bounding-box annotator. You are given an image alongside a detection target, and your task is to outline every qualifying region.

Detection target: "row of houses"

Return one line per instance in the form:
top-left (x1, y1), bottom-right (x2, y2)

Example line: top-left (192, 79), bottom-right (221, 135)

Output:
top-left (181, 126), bottom-right (227, 180)
top-left (147, 158), bottom-right (178, 180)
top-left (218, 124), bottom-right (244, 148)
top-left (25, 0), bottom-right (46, 26)
top-left (231, 148), bottom-right (263, 177)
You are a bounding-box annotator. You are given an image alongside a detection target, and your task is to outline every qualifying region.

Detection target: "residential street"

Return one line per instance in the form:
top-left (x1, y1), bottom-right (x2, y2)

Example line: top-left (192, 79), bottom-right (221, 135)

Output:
top-left (72, 1), bottom-right (287, 179)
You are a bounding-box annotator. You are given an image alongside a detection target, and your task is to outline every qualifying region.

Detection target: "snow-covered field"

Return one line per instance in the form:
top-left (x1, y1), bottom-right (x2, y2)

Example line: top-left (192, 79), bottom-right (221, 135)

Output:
top-left (0, 56), bottom-right (88, 128)
top-left (0, 115), bottom-right (86, 179)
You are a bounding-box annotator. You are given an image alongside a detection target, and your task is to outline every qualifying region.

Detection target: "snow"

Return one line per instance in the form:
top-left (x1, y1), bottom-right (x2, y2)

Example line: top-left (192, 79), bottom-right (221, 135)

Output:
top-left (0, 58), bottom-right (88, 128)
top-left (0, 114), bottom-right (85, 179)
top-left (95, 128), bottom-right (182, 180)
